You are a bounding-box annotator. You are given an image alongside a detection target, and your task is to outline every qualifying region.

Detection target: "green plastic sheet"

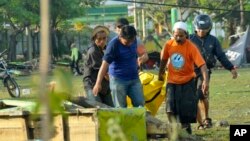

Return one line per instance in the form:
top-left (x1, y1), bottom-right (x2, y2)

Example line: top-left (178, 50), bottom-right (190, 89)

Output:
top-left (97, 108), bottom-right (147, 141)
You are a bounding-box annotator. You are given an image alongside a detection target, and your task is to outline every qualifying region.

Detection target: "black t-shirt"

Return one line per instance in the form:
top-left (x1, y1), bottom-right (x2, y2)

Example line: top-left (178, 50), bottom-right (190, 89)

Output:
top-left (83, 44), bottom-right (109, 94)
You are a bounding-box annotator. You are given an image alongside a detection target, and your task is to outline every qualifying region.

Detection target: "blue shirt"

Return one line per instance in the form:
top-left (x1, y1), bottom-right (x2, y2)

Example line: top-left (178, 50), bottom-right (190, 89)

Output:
top-left (103, 37), bottom-right (139, 80)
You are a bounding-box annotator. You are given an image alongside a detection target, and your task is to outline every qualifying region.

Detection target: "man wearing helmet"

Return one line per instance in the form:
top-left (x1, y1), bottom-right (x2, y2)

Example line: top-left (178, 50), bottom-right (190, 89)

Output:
top-left (190, 14), bottom-right (238, 129)
top-left (158, 21), bottom-right (209, 134)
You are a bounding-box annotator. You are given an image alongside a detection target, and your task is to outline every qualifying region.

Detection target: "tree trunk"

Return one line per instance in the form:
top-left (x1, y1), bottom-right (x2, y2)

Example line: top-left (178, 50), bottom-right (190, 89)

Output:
top-left (65, 33), bottom-right (72, 51)
top-left (8, 32), bottom-right (17, 61)
top-left (56, 30), bottom-right (63, 58)
top-left (228, 21), bottom-right (237, 45)
top-left (31, 32), bottom-right (40, 58)
top-left (51, 28), bottom-right (60, 61)
top-left (31, 32), bottom-right (36, 58)
top-left (239, 0), bottom-right (245, 31)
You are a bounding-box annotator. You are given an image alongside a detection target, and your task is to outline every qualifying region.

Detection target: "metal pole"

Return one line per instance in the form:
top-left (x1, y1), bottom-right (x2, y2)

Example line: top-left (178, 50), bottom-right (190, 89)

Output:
top-left (142, 7), bottom-right (146, 39)
top-left (171, 8), bottom-right (178, 28)
top-left (40, 0), bottom-right (51, 140)
top-left (134, 0), bottom-right (137, 29)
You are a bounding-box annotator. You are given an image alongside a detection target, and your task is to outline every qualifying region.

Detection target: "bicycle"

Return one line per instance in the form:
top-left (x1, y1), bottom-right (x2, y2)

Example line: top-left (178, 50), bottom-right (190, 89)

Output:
top-left (0, 49), bottom-right (21, 98)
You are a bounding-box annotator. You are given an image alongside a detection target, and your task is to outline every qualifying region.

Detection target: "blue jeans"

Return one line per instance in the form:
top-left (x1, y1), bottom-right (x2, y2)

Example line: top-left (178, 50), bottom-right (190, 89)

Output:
top-left (109, 76), bottom-right (145, 108)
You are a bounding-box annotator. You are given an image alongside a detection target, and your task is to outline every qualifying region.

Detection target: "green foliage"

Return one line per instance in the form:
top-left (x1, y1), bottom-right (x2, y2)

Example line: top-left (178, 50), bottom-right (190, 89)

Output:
top-left (0, 0), bottom-right (104, 30)
top-left (50, 0), bottom-right (84, 23)
top-left (2, 0), bottom-right (39, 27)
top-left (0, 0), bottom-right (7, 6)
top-left (50, 0), bottom-right (105, 27)
top-left (179, 0), bottom-right (250, 43)
top-left (49, 0), bottom-right (105, 59)
top-left (243, 2), bottom-right (250, 26)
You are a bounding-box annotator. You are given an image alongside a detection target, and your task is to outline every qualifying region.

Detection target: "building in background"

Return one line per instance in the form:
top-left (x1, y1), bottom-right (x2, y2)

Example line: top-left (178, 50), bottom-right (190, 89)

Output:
top-left (72, 5), bottom-right (128, 30)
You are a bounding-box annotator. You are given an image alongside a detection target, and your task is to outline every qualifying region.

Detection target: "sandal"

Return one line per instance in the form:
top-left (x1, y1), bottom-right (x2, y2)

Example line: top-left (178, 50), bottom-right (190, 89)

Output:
top-left (203, 118), bottom-right (212, 128)
top-left (197, 124), bottom-right (205, 130)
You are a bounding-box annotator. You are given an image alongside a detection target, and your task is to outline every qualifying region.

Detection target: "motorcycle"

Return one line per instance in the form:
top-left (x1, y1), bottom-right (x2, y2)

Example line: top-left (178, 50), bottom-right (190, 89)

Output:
top-left (0, 49), bottom-right (21, 98)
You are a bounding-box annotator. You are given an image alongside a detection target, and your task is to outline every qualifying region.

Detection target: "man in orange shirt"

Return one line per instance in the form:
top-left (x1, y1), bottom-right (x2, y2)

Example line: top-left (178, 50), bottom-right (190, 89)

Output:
top-left (158, 21), bottom-right (209, 134)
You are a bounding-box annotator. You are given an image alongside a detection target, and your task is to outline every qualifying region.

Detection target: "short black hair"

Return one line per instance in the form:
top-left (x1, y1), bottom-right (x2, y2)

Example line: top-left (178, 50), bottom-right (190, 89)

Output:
top-left (120, 25), bottom-right (137, 40)
top-left (116, 18), bottom-right (129, 27)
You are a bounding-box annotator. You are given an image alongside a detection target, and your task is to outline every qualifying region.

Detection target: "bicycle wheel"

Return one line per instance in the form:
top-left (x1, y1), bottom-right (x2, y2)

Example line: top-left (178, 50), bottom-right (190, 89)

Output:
top-left (4, 76), bottom-right (20, 98)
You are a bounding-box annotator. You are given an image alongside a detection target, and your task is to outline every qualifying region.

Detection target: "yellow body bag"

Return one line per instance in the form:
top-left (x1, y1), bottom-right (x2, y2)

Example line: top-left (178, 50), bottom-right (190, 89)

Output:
top-left (127, 72), bottom-right (167, 116)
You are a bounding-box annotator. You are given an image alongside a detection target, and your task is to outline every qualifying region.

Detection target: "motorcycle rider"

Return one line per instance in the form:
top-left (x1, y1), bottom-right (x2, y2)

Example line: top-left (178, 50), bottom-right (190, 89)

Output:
top-left (189, 14), bottom-right (238, 129)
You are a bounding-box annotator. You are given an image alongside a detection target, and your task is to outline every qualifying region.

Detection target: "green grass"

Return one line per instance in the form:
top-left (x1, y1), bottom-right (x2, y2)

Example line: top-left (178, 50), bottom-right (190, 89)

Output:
top-left (0, 67), bottom-right (250, 141)
top-left (209, 68), bottom-right (250, 124)
top-left (200, 68), bottom-right (250, 141)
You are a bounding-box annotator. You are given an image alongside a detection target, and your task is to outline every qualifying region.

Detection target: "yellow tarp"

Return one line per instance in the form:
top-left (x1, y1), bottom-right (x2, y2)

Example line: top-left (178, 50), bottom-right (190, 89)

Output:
top-left (97, 108), bottom-right (147, 141)
top-left (127, 72), bottom-right (167, 116)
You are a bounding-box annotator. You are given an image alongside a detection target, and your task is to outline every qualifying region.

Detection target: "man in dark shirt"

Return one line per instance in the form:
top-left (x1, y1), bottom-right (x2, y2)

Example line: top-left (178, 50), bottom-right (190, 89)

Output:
top-left (190, 14), bottom-right (238, 129)
top-left (83, 25), bottom-right (113, 107)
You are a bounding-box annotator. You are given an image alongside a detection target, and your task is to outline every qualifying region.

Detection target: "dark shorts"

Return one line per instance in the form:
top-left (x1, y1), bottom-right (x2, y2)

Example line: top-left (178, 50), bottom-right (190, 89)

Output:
top-left (165, 79), bottom-right (198, 123)
top-left (195, 73), bottom-right (211, 99)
